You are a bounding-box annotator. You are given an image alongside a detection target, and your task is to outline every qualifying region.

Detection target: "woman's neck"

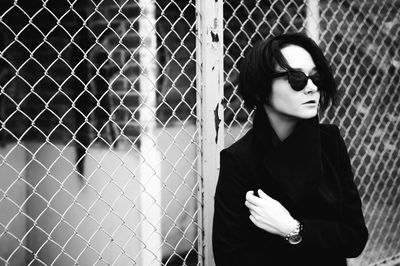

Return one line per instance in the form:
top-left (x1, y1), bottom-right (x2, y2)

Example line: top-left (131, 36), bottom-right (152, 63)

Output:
top-left (263, 105), bottom-right (298, 141)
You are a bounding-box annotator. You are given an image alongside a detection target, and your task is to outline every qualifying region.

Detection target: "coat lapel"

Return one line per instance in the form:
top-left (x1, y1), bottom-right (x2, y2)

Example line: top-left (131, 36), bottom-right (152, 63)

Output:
top-left (252, 107), bottom-right (322, 209)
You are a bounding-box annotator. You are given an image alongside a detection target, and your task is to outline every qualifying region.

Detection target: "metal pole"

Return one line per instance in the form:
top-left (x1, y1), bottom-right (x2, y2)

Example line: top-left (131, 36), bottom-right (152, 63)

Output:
top-left (306, 0), bottom-right (320, 44)
top-left (196, 0), bottom-right (224, 265)
top-left (138, 0), bottom-right (162, 265)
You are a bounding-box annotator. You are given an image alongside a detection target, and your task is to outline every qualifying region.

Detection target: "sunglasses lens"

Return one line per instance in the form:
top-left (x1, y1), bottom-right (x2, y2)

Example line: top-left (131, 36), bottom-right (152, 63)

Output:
top-left (310, 73), bottom-right (322, 87)
top-left (275, 70), bottom-right (322, 91)
top-left (288, 71), bottom-right (307, 91)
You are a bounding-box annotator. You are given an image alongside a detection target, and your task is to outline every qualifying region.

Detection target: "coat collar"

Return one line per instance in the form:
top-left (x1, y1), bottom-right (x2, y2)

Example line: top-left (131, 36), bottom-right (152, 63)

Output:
top-left (252, 106), bottom-right (323, 208)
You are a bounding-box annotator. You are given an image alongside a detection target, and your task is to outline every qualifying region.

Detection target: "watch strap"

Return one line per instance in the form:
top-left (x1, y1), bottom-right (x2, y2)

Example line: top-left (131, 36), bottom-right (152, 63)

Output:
top-left (285, 220), bottom-right (303, 245)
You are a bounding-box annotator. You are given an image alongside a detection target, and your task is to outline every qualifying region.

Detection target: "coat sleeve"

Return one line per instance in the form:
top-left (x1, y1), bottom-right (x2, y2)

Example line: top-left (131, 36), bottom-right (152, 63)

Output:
top-left (212, 149), bottom-right (257, 265)
top-left (300, 126), bottom-right (369, 257)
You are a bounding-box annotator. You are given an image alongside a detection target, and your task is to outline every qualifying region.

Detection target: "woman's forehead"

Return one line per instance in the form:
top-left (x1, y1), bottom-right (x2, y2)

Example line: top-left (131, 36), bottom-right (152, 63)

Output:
top-left (279, 45), bottom-right (316, 72)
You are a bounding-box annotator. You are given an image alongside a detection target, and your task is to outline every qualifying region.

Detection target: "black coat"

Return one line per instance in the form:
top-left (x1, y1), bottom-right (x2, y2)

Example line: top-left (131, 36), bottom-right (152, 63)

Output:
top-left (212, 108), bottom-right (368, 266)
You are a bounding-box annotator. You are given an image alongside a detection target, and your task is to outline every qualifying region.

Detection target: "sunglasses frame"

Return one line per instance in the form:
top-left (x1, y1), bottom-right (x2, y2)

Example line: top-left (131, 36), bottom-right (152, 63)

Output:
top-left (272, 69), bottom-right (322, 91)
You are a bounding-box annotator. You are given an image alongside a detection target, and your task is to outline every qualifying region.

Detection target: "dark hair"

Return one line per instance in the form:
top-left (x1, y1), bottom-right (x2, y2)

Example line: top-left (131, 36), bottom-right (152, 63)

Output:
top-left (238, 32), bottom-right (337, 110)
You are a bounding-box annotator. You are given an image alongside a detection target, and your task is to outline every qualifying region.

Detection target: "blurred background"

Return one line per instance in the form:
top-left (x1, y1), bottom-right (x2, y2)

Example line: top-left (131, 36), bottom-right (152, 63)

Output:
top-left (0, 0), bottom-right (399, 265)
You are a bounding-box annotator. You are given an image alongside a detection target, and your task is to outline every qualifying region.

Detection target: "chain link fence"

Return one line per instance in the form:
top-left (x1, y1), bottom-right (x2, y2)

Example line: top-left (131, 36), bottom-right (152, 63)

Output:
top-left (223, 1), bottom-right (400, 266)
top-left (0, 0), bottom-right (399, 265)
top-left (0, 0), bottom-right (200, 265)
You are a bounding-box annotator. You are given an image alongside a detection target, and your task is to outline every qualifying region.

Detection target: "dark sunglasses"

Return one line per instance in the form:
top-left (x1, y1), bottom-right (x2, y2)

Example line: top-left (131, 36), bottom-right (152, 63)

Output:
top-left (272, 69), bottom-right (322, 91)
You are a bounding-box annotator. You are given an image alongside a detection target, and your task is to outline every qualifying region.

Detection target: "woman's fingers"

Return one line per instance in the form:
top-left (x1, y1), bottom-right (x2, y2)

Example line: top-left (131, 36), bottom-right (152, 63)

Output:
top-left (245, 190), bottom-right (254, 199)
top-left (258, 189), bottom-right (272, 200)
top-left (246, 189), bottom-right (294, 236)
top-left (249, 211), bottom-right (262, 225)
top-left (258, 189), bottom-right (279, 205)
top-left (249, 214), bottom-right (257, 225)
top-left (245, 200), bottom-right (255, 208)
top-left (246, 190), bottom-right (275, 207)
top-left (245, 200), bottom-right (260, 215)
top-left (245, 190), bottom-right (264, 205)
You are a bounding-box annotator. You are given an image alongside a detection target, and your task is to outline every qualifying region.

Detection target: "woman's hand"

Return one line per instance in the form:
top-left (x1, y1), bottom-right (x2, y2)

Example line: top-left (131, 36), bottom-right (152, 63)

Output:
top-left (245, 189), bottom-right (297, 237)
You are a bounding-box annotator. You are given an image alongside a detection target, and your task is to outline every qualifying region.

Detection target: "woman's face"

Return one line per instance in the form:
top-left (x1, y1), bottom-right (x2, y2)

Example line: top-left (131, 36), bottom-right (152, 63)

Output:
top-left (267, 45), bottom-right (320, 120)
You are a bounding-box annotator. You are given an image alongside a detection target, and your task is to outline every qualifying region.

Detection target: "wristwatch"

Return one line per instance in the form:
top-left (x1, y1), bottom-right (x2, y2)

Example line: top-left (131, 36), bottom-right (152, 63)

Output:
top-left (285, 220), bottom-right (303, 245)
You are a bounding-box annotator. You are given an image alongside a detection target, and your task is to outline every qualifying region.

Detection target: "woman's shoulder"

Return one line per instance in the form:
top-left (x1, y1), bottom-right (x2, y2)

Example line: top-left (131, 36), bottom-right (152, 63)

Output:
top-left (319, 123), bottom-right (341, 138)
top-left (319, 123), bottom-right (347, 153)
top-left (221, 128), bottom-right (254, 158)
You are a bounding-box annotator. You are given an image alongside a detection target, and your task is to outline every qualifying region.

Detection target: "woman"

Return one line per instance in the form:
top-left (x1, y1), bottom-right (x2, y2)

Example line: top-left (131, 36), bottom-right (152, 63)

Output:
top-left (212, 33), bottom-right (368, 266)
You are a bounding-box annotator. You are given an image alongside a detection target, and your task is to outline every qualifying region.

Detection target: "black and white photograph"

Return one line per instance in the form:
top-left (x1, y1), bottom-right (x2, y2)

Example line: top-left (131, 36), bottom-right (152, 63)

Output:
top-left (0, 0), bottom-right (399, 265)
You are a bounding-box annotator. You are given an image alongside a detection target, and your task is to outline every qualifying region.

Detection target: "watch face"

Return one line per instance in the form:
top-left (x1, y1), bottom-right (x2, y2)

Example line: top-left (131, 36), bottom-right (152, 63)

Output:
top-left (288, 234), bottom-right (302, 245)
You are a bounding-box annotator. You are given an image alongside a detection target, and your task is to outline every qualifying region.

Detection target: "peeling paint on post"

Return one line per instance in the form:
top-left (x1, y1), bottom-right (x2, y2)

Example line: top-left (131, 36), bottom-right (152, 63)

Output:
top-left (196, 0), bottom-right (224, 265)
top-left (214, 104), bottom-right (221, 143)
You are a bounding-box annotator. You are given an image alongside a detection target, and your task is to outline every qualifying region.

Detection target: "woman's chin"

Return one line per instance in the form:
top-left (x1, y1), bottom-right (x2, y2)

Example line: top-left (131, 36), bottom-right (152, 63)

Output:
top-left (297, 109), bottom-right (318, 119)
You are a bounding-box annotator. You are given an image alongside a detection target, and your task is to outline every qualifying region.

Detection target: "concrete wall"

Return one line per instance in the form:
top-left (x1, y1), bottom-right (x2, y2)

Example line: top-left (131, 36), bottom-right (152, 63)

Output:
top-left (22, 141), bottom-right (144, 265)
top-left (0, 125), bottom-right (200, 265)
top-left (0, 144), bottom-right (28, 266)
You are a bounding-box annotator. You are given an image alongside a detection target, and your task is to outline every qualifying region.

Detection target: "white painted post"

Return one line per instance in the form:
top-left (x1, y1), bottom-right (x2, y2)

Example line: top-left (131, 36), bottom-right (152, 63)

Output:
top-left (138, 1), bottom-right (162, 265)
top-left (306, 0), bottom-right (320, 44)
top-left (196, 0), bottom-right (224, 265)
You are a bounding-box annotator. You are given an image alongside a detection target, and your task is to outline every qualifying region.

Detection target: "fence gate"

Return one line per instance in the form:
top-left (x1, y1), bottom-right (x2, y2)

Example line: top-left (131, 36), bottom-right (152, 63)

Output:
top-left (0, 0), bottom-right (399, 266)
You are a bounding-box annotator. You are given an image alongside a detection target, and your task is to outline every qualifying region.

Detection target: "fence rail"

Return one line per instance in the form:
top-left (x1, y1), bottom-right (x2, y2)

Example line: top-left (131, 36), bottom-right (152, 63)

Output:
top-left (0, 0), bottom-right (399, 265)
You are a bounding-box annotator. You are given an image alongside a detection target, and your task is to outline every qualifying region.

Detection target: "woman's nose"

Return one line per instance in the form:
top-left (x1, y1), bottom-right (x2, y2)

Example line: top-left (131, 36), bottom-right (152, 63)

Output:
top-left (304, 79), bottom-right (318, 94)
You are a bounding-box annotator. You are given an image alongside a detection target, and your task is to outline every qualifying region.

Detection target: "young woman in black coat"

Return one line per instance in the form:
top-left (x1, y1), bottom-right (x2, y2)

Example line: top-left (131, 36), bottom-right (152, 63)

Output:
top-left (212, 33), bottom-right (368, 266)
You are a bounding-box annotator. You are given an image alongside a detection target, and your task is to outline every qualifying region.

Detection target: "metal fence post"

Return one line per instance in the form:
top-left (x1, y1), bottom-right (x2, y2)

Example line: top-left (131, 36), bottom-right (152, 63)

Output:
top-left (138, 0), bottom-right (162, 265)
top-left (306, 0), bottom-right (320, 43)
top-left (196, 0), bottom-right (224, 265)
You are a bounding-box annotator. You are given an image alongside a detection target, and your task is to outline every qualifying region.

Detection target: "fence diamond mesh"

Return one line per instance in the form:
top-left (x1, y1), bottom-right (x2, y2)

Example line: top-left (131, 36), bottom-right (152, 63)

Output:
top-left (223, 1), bottom-right (400, 266)
top-left (0, 0), bottom-right (399, 266)
top-left (0, 0), bottom-right (200, 265)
